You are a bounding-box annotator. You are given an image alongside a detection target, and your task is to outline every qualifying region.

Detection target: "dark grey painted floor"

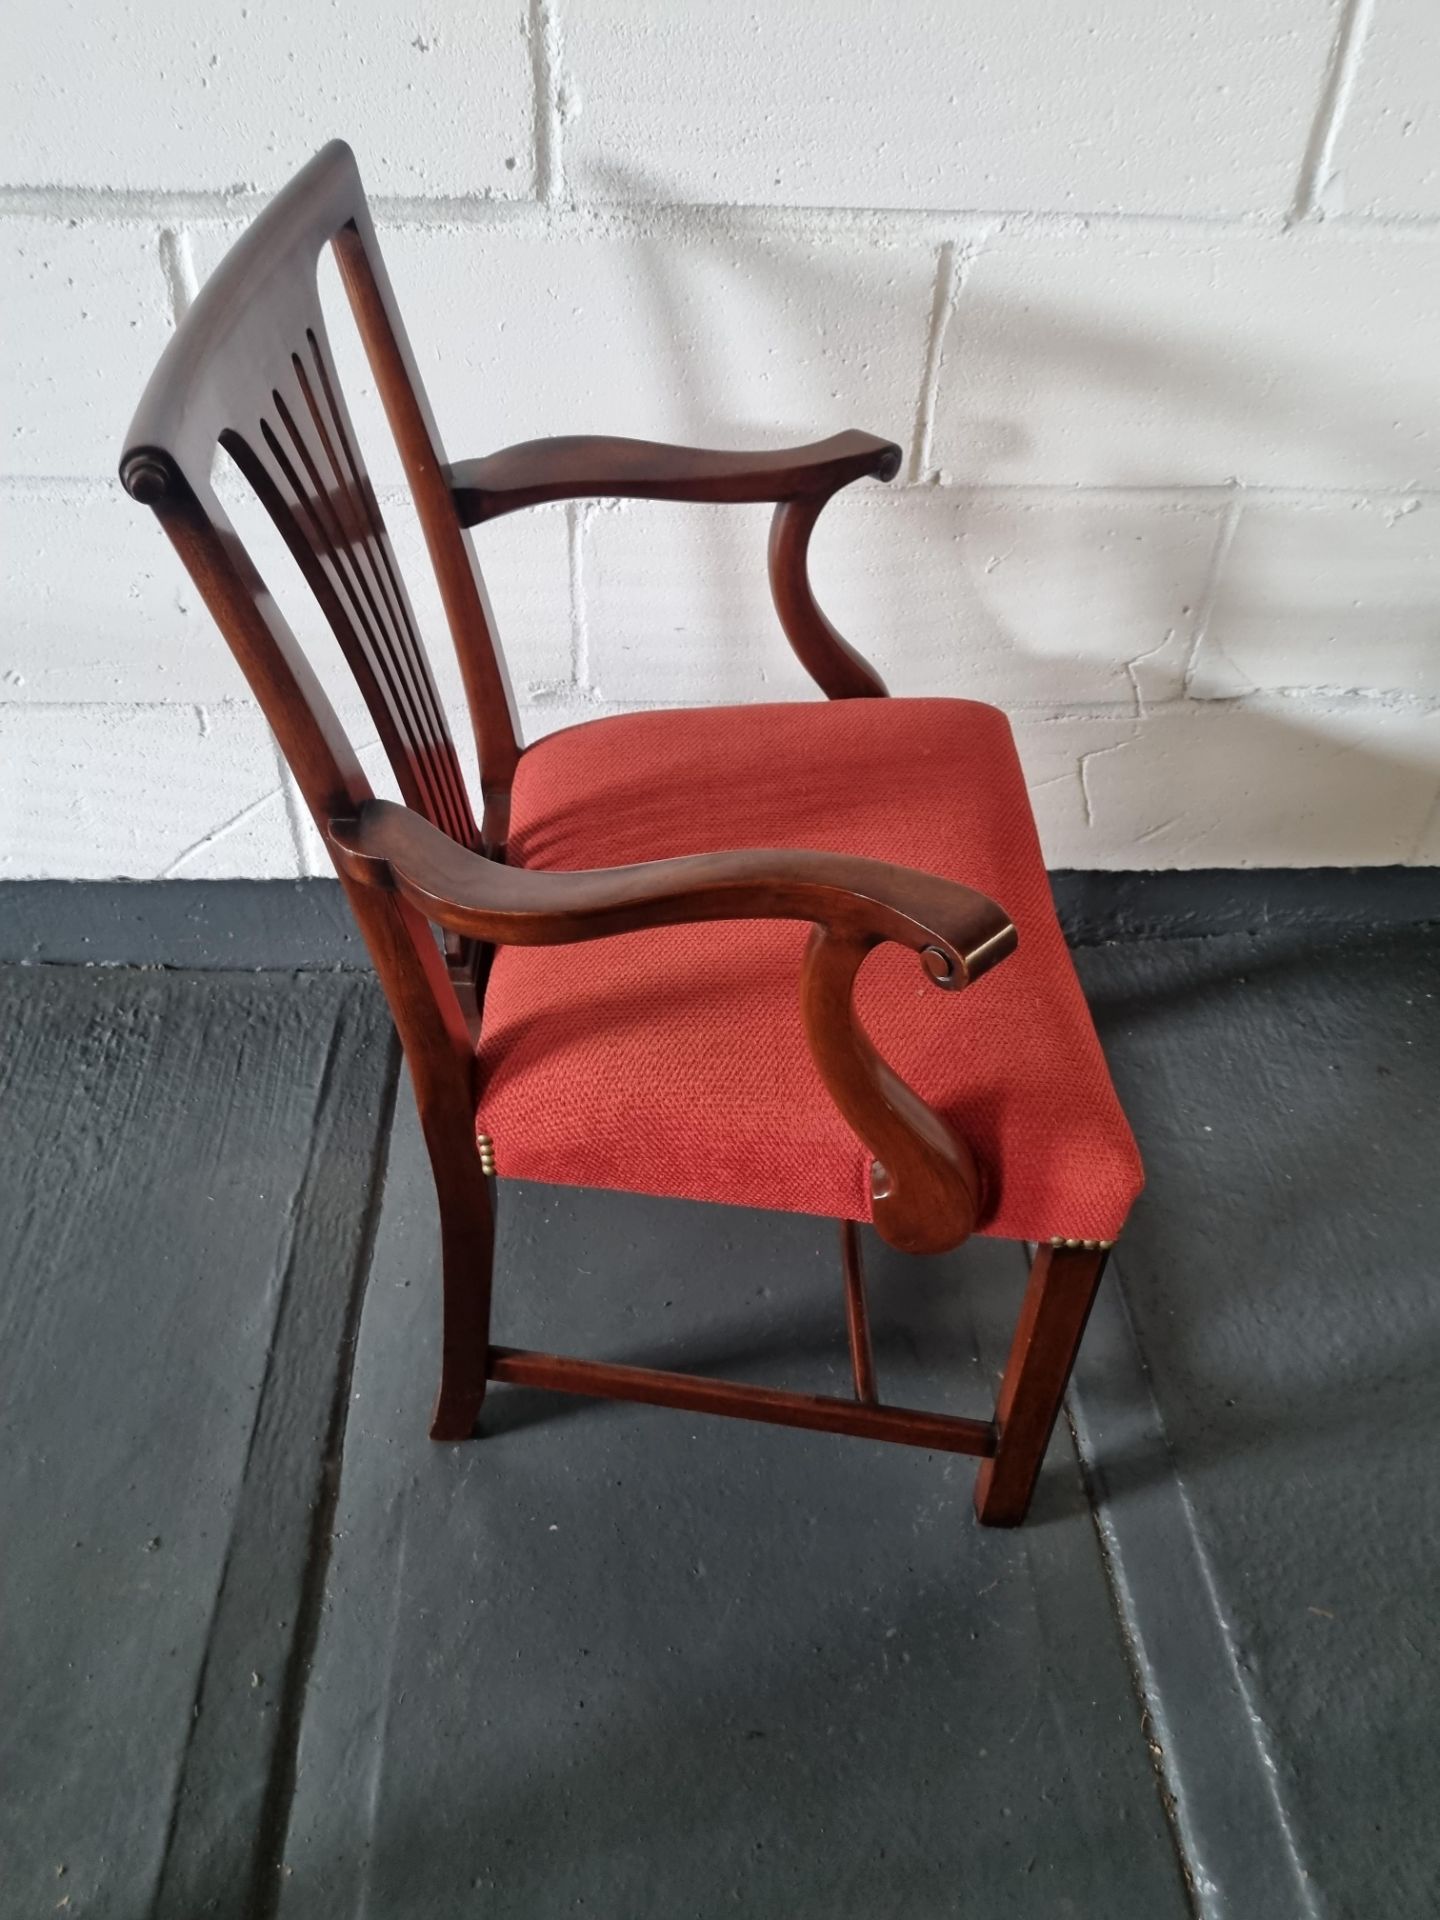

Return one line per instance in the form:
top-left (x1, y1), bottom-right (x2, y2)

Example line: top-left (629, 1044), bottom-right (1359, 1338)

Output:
top-left (0, 971), bottom-right (398, 1920)
top-left (272, 1134), bottom-right (1183, 1920)
top-left (1074, 928), bottom-right (1440, 1920)
top-left (2, 912), bottom-right (1436, 1918)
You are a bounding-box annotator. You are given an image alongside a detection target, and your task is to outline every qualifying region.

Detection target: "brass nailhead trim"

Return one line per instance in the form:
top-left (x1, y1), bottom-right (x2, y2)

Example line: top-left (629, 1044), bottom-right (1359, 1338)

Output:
top-left (477, 1131), bottom-right (497, 1176)
top-left (1048, 1236), bottom-right (1114, 1252)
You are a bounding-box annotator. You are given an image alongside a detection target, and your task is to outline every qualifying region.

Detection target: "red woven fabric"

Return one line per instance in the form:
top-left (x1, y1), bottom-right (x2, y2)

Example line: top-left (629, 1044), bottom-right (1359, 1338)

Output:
top-left (477, 699), bottom-right (1142, 1242)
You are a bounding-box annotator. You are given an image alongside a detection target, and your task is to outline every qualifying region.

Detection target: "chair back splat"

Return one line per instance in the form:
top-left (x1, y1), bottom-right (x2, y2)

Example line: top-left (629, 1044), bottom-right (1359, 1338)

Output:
top-left (121, 139), bottom-right (517, 1034)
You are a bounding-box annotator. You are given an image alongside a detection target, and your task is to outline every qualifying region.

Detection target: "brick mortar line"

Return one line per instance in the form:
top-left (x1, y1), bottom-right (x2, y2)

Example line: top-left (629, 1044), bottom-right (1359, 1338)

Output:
top-left (566, 499), bottom-right (591, 692)
top-left (10, 472), bottom-right (1440, 510)
top-left (527, 0), bottom-right (564, 205)
top-left (1289, 0), bottom-right (1376, 226)
top-left (1182, 492), bottom-right (1245, 697)
top-left (156, 227), bottom-right (197, 323)
top-left (909, 240), bottom-right (964, 483)
top-left (8, 183), bottom-right (1440, 243)
top-left (10, 689), bottom-right (1435, 720)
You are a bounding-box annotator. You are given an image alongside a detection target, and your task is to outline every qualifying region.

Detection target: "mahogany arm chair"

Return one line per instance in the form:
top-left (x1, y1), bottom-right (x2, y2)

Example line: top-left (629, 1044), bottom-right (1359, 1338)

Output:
top-left (120, 142), bottom-right (1142, 1528)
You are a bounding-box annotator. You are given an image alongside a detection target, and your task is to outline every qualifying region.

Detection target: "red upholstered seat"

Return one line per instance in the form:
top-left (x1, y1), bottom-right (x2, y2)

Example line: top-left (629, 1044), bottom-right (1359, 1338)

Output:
top-left (477, 698), bottom-right (1142, 1244)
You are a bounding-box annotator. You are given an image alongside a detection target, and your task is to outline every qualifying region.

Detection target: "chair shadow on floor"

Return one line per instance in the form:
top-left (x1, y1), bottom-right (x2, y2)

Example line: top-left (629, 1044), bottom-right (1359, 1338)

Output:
top-left (279, 1167), bottom-right (1153, 1917)
top-left (480, 1211), bottom-right (1015, 1442)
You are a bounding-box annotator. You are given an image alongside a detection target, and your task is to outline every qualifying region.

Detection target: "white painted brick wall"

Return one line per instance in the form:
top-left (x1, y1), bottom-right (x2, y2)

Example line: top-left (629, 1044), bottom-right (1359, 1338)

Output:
top-left (0, 1), bottom-right (536, 198)
top-left (582, 493), bottom-right (1222, 712)
top-left (930, 224), bottom-right (1440, 490)
top-left (560, 1), bottom-right (1343, 218)
top-left (2, 219), bottom-right (175, 478)
top-left (2, 0), bottom-right (1437, 877)
top-left (1329, 0), bottom-right (1440, 217)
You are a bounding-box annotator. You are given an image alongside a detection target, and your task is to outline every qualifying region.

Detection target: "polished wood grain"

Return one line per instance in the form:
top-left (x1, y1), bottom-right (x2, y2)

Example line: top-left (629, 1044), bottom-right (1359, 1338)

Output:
top-left (121, 142), bottom-right (503, 1438)
top-left (450, 430), bottom-right (897, 699)
top-left (326, 798), bottom-right (1015, 979)
top-left (802, 928), bottom-right (987, 1253)
top-left (768, 492), bottom-right (889, 698)
top-left (223, 331), bottom-right (477, 848)
top-left (347, 874), bottom-right (496, 1443)
top-left (333, 218), bottom-right (521, 840)
top-left (121, 142), bottom-right (519, 840)
top-left (448, 429), bottom-right (900, 520)
top-left (840, 1221), bottom-right (878, 1406)
top-left (487, 1348), bottom-right (993, 1457)
top-left (121, 139), bottom-right (1112, 1524)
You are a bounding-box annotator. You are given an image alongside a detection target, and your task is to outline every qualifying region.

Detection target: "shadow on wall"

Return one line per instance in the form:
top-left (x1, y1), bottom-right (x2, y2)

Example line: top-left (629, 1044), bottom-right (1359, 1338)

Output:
top-left (560, 164), bottom-right (1438, 867)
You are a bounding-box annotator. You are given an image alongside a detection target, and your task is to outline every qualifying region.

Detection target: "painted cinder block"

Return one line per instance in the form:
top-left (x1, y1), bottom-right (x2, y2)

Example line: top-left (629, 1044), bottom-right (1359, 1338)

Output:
top-left (5, 1), bottom-right (1440, 876)
top-left (0, 1), bottom-right (535, 198)
top-left (2, 483), bottom-right (255, 703)
top-left (809, 491), bottom-right (1220, 709)
top-left (3, 478), bottom-right (569, 727)
top-left (583, 490), bottom-right (1220, 710)
top-left (1328, 0), bottom-right (1440, 217)
top-left (1195, 495), bottom-right (1440, 700)
top-left (2, 219), bottom-right (174, 480)
top-left (0, 702), bottom-right (301, 878)
top-left (1008, 709), bottom-right (1140, 868)
top-left (322, 222), bottom-right (937, 486)
top-left (932, 227), bottom-right (1440, 491)
top-left (445, 506), bottom-right (574, 701)
top-left (1056, 699), bottom-right (1440, 868)
top-left (581, 500), bottom-right (804, 707)
top-left (560, 0), bottom-right (1340, 218)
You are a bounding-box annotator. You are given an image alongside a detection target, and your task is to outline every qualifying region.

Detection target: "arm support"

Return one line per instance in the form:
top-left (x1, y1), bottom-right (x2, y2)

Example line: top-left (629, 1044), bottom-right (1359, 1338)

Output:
top-left (446, 430), bottom-right (901, 522)
top-left (329, 800), bottom-right (1017, 1253)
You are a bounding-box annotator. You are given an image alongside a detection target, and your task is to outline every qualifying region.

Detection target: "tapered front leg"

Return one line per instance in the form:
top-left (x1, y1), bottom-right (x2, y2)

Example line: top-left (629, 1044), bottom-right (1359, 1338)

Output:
top-left (974, 1242), bottom-right (1109, 1527)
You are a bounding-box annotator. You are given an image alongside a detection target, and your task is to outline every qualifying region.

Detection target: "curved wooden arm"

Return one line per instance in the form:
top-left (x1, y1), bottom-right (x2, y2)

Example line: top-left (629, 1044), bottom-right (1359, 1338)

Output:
top-left (449, 428), bottom-right (898, 702)
top-left (329, 801), bottom-right (1013, 984)
top-left (328, 800), bottom-right (1016, 1254)
top-left (446, 430), bottom-right (901, 523)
